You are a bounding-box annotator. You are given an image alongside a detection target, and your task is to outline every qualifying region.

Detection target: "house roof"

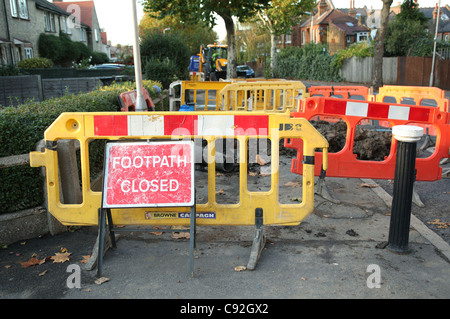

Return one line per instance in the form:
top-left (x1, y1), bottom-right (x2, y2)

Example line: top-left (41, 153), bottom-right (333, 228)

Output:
top-left (52, 1), bottom-right (95, 28)
top-left (35, 0), bottom-right (70, 16)
top-left (101, 31), bottom-right (108, 45)
top-left (301, 9), bottom-right (352, 28)
top-left (420, 6), bottom-right (450, 33)
top-left (331, 16), bottom-right (369, 34)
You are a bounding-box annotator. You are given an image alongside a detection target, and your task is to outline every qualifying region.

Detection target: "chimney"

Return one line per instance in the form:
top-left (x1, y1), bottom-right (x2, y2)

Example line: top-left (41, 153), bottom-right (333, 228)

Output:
top-left (318, 0), bottom-right (328, 16)
top-left (433, 3), bottom-right (441, 22)
top-left (349, 0), bottom-right (357, 18)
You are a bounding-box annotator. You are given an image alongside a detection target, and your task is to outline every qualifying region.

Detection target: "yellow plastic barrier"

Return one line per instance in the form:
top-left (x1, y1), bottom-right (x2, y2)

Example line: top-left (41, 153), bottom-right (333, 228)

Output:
top-left (371, 85), bottom-right (449, 112)
top-left (169, 79), bottom-right (303, 112)
top-left (29, 111), bottom-right (328, 227)
top-left (181, 80), bottom-right (228, 111)
top-left (219, 81), bottom-right (309, 112)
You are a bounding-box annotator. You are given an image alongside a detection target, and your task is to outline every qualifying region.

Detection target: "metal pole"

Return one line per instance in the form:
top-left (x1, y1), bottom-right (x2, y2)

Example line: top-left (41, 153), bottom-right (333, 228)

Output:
top-left (131, 0), bottom-right (147, 111)
top-left (387, 125), bottom-right (423, 254)
top-left (429, 0), bottom-right (441, 87)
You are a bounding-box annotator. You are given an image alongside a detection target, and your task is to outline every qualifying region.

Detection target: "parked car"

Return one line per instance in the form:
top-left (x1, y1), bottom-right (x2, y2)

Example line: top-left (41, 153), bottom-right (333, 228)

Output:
top-left (89, 63), bottom-right (126, 70)
top-left (237, 65), bottom-right (255, 78)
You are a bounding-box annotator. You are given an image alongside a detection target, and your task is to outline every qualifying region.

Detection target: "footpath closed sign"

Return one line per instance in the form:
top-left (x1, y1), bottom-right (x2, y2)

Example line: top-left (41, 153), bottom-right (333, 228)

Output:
top-left (102, 141), bottom-right (195, 208)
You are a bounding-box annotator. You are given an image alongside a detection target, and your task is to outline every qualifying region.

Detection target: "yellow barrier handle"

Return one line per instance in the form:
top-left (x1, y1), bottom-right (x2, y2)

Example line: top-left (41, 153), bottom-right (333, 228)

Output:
top-left (322, 147), bottom-right (328, 171)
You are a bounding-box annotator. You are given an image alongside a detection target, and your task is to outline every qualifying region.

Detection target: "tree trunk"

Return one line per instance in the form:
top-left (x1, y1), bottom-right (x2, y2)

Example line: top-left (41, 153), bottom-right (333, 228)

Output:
top-left (372, 0), bottom-right (393, 90)
top-left (223, 14), bottom-right (237, 79)
top-left (270, 33), bottom-right (278, 78)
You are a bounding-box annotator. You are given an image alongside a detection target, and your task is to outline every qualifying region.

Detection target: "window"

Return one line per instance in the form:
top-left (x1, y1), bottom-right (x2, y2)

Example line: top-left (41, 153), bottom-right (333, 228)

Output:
top-left (10, 0), bottom-right (18, 17)
top-left (18, 0), bottom-right (28, 19)
top-left (302, 31), bottom-right (305, 45)
top-left (50, 14), bottom-right (55, 32)
top-left (0, 46), bottom-right (8, 65)
top-left (44, 12), bottom-right (50, 31)
top-left (61, 16), bottom-right (67, 33)
top-left (285, 34), bottom-right (291, 44)
top-left (81, 28), bottom-right (87, 42)
top-left (95, 29), bottom-right (99, 42)
top-left (25, 47), bottom-right (33, 59)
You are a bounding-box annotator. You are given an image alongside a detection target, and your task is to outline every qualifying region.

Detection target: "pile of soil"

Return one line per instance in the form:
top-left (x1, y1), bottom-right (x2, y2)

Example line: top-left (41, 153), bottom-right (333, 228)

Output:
top-left (310, 120), bottom-right (392, 161)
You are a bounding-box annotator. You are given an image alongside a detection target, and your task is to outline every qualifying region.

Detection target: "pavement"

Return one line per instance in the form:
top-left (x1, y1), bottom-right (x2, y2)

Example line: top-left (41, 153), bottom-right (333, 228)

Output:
top-left (0, 158), bottom-right (449, 302)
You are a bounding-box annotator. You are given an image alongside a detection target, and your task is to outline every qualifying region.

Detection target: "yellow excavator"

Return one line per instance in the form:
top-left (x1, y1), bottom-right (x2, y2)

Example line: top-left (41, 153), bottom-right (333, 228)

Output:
top-left (195, 43), bottom-right (228, 81)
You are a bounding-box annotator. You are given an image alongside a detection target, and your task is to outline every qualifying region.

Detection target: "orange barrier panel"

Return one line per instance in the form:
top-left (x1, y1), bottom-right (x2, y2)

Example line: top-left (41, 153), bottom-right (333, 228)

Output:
top-left (372, 85), bottom-right (449, 112)
top-left (285, 96), bottom-right (450, 182)
top-left (308, 85), bottom-right (371, 125)
top-left (371, 85), bottom-right (450, 138)
top-left (119, 88), bottom-right (155, 112)
top-left (308, 86), bottom-right (370, 100)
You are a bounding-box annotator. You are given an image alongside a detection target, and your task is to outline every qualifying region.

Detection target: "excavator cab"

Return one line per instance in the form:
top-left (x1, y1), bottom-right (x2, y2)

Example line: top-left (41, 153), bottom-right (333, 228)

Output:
top-left (198, 44), bottom-right (228, 81)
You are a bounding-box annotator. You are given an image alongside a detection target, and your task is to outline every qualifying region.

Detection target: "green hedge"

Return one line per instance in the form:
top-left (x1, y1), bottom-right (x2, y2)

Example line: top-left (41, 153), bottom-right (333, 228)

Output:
top-left (0, 80), bottom-right (162, 214)
top-left (277, 44), bottom-right (342, 82)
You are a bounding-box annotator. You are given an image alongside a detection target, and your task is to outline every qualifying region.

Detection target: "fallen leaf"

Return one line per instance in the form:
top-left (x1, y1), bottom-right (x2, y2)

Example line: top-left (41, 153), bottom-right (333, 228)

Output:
top-left (4, 265), bottom-right (11, 269)
top-left (38, 270), bottom-right (48, 277)
top-left (20, 241), bottom-right (26, 245)
top-left (248, 171), bottom-right (258, 176)
top-left (20, 257), bottom-right (46, 268)
top-left (360, 183), bottom-right (378, 188)
top-left (150, 226), bottom-right (164, 236)
top-left (216, 189), bottom-right (225, 194)
top-left (291, 197), bottom-right (302, 202)
top-left (95, 277), bottom-right (110, 285)
top-left (80, 255), bottom-right (91, 264)
top-left (301, 277), bottom-right (307, 281)
top-left (234, 265), bottom-right (246, 272)
top-left (60, 247), bottom-right (68, 253)
top-left (256, 154), bottom-right (267, 166)
top-left (50, 252), bottom-right (71, 263)
top-left (285, 181), bottom-right (301, 187)
top-left (172, 232), bottom-right (190, 239)
top-left (427, 219), bottom-right (450, 229)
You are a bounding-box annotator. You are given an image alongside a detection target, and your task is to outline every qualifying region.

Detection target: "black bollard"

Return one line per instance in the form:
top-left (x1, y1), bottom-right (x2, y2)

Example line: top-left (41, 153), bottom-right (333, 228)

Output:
top-left (387, 125), bottom-right (423, 254)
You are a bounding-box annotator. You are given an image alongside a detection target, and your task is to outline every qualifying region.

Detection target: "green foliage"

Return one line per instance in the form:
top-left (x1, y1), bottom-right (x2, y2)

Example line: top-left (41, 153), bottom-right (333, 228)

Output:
top-left (90, 52), bottom-right (109, 65)
top-left (140, 32), bottom-right (190, 87)
top-left (0, 80), bottom-right (162, 214)
top-left (38, 33), bottom-right (62, 61)
top-left (139, 14), bottom-right (218, 56)
top-left (143, 0), bottom-right (270, 29)
top-left (0, 64), bottom-right (21, 76)
top-left (38, 33), bottom-right (109, 67)
top-left (276, 44), bottom-right (342, 81)
top-left (18, 57), bottom-right (54, 69)
top-left (256, 0), bottom-right (315, 36)
top-left (144, 58), bottom-right (180, 88)
top-left (332, 42), bottom-right (374, 69)
top-left (384, 0), bottom-right (431, 57)
top-left (0, 165), bottom-right (43, 213)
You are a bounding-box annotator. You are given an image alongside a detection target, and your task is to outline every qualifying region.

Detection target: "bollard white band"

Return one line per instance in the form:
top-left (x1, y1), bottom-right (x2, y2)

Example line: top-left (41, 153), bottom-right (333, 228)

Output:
top-left (392, 125), bottom-right (424, 143)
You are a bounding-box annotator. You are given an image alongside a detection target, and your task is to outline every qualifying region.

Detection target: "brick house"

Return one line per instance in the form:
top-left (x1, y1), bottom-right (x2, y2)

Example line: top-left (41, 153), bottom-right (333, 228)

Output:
top-left (421, 4), bottom-right (450, 42)
top-left (1, 0), bottom-right (74, 65)
top-left (52, 0), bottom-right (110, 58)
top-left (289, 0), bottom-right (369, 54)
